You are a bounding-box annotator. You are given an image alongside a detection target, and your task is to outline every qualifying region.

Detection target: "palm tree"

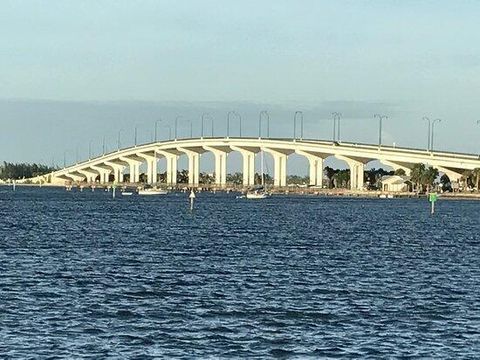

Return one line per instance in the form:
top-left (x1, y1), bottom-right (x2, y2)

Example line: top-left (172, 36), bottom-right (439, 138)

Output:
top-left (461, 170), bottom-right (473, 191)
top-left (410, 163), bottom-right (426, 193)
top-left (473, 168), bottom-right (480, 191)
top-left (324, 167), bottom-right (336, 188)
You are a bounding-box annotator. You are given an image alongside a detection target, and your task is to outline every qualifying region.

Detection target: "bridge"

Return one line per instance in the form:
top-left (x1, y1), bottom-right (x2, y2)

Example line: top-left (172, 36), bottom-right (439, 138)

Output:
top-left (35, 137), bottom-right (480, 190)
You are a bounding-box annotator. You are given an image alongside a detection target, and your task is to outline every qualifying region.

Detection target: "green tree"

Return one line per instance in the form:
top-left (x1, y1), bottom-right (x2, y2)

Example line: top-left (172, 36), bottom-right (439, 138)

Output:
top-left (473, 168), bottom-right (480, 191)
top-left (410, 163), bottom-right (439, 193)
top-left (394, 168), bottom-right (406, 176)
top-left (324, 167), bottom-right (336, 188)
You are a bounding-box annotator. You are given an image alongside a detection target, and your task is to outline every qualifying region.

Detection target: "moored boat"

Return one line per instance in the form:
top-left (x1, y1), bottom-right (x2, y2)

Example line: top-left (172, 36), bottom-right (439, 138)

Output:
top-left (138, 188), bottom-right (168, 196)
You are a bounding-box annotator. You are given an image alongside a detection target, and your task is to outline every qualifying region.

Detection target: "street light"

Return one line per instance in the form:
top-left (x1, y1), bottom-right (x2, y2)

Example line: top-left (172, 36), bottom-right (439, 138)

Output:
top-left (201, 113), bottom-right (209, 138)
top-left (423, 116), bottom-right (431, 151)
top-left (117, 129), bottom-right (123, 151)
top-left (89, 140), bottom-right (93, 160)
top-left (332, 112), bottom-right (342, 142)
top-left (189, 119), bottom-right (193, 138)
top-left (102, 135), bottom-right (106, 155)
top-left (227, 111), bottom-right (235, 138)
top-left (259, 110), bottom-right (270, 138)
top-left (175, 116), bottom-right (182, 140)
top-left (236, 112), bottom-right (242, 137)
top-left (155, 118), bottom-right (162, 142)
top-left (294, 111), bottom-right (304, 140)
top-left (165, 125), bottom-right (172, 140)
top-left (374, 114), bottom-right (388, 147)
top-left (134, 126), bottom-right (138, 147)
top-left (431, 118), bottom-right (442, 151)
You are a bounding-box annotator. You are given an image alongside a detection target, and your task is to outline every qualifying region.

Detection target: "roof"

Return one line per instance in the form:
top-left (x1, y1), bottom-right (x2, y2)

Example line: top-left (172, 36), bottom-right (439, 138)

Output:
top-left (381, 175), bottom-right (411, 185)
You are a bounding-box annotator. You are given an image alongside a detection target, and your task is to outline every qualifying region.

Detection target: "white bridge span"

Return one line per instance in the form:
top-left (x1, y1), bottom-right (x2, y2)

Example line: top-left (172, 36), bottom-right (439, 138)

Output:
top-left (39, 137), bottom-right (480, 190)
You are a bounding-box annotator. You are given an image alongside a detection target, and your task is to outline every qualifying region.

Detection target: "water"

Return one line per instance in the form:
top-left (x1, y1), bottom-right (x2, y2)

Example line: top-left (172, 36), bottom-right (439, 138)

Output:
top-left (1, 187), bottom-right (479, 359)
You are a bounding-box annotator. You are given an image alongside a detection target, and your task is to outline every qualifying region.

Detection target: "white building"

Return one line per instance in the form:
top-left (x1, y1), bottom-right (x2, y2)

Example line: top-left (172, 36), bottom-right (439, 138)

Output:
top-left (380, 175), bottom-right (412, 192)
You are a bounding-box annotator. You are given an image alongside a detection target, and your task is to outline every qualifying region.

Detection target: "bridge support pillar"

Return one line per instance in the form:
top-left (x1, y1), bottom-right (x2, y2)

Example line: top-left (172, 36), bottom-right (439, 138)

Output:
top-left (296, 150), bottom-right (324, 186)
top-left (336, 155), bottom-right (366, 191)
top-left (77, 169), bottom-right (99, 184)
top-left (147, 159), bottom-right (157, 185)
top-left (178, 148), bottom-right (203, 187)
top-left (230, 146), bottom-right (256, 187)
top-left (203, 146), bottom-right (229, 187)
top-left (166, 155), bottom-right (177, 186)
top-left (105, 161), bottom-right (126, 183)
top-left (137, 152), bottom-right (158, 185)
top-left (114, 168), bottom-right (124, 183)
top-left (272, 154), bottom-right (287, 187)
top-left (187, 153), bottom-right (200, 187)
top-left (90, 165), bottom-right (111, 184)
top-left (131, 163), bottom-right (140, 183)
top-left (120, 157), bottom-right (143, 184)
top-left (157, 150), bottom-right (178, 186)
top-left (264, 148), bottom-right (292, 187)
top-left (241, 152), bottom-right (255, 186)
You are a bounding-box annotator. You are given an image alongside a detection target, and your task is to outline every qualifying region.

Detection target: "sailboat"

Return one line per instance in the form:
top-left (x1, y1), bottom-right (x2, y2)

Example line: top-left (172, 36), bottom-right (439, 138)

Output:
top-left (246, 150), bottom-right (268, 199)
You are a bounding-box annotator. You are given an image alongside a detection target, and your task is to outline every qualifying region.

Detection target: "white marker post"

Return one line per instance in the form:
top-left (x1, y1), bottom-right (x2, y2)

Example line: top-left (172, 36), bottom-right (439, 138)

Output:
top-left (189, 189), bottom-right (196, 211)
top-left (13, 180), bottom-right (16, 192)
top-left (112, 182), bottom-right (117, 199)
top-left (429, 192), bottom-right (438, 215)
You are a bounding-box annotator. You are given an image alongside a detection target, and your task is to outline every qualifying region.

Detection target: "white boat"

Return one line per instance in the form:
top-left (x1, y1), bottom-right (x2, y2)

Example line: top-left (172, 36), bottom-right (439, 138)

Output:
top-left (245, 150), bottom-right (268, 200)
top-left (122, 192), bottom-right (134, 196)
top-left (246, 191), bottom-right (268, 199)
top-left (138, 188), bottom-right (168, 196)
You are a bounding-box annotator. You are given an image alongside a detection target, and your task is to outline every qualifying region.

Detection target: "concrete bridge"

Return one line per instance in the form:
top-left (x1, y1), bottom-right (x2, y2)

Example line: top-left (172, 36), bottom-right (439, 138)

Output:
top-left (37, 137), bottom-right (480, 190)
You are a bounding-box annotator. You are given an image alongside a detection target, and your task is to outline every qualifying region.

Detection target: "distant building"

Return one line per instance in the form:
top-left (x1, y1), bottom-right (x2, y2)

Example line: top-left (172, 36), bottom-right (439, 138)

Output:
top-left (380, 175), bottom-right (412, 192)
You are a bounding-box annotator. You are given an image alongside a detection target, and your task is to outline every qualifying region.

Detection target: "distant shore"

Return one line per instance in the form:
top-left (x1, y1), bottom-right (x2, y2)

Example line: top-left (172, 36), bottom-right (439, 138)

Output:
top-left (4, 183), bottom-right (480, 200)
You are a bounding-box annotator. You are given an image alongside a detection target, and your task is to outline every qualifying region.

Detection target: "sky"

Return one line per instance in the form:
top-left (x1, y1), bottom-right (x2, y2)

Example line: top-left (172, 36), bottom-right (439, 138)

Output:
top-left (1, 0), bottom-right (480, 173)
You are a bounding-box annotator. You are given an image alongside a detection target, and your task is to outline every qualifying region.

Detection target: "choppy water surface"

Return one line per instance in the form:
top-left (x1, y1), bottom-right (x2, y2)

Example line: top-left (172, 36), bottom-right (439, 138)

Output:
top-left (1, 187), bottom-right (479, 358)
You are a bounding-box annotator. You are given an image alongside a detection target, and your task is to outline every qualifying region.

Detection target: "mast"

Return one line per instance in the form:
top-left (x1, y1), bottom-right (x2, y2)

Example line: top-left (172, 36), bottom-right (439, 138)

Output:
top-left (261, 150), bottom-right (265, 186)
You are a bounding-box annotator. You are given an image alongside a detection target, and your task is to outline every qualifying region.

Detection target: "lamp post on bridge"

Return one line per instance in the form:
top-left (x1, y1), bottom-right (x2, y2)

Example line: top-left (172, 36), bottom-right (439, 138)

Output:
top-left (374, 114), bottom-right (388, 147)
top-left (175, 116), bottom-right (182, 140)
top-left (134, 126), bottom-right (138, 147)
top-left (201, 113), bottom-right (209, 138)
top-left (189, 119), bottom-right (193, 138)
top-left (89, 140), bottom-right (93, 160)
top-left (117, 129), bottom-right (123, 151)
top-left (431, 118), bottom-right (442, 152)
top-left (165, 125), bottom-right (172, 140)
top-left (227, 111), bottom-right (241, 138)
top-left (294, 111), bottom-right (304, 140)
top-left (102, 135), bottom-right (106, 155)
top-left (155, 118), bottom-right (162, 142)
top-left (423, 117), bottom-right (431, 151)
top-left (332, 112), bottom-right (342, 142)
top-left (259, 110), bottom-right (270, 138)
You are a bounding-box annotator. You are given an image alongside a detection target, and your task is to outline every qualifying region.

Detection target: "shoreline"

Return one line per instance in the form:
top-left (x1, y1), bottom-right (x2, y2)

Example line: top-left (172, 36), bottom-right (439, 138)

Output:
top-left (4, 183), bottom-right (480, 200)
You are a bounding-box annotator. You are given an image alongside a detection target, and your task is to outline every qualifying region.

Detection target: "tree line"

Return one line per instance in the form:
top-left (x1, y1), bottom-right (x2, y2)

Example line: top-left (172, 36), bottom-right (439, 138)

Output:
top-left (0, 162), bottom-right (58, 181)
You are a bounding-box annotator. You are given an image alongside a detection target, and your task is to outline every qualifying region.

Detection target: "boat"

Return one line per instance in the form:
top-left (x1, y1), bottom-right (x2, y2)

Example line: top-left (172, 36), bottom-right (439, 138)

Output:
top-left (246, 190), bottom-right (268, 199)
top-left (122, 192), bottom-right (134, 196)
top-left (245, 150), bottom-right (268, 200)
top-left (138, 188), bottom-right (168, 196)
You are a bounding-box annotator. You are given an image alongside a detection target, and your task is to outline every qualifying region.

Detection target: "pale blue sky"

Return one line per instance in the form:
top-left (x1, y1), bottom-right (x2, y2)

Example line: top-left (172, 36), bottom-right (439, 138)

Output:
top-left (1, 1), bottom-right (480, 172)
